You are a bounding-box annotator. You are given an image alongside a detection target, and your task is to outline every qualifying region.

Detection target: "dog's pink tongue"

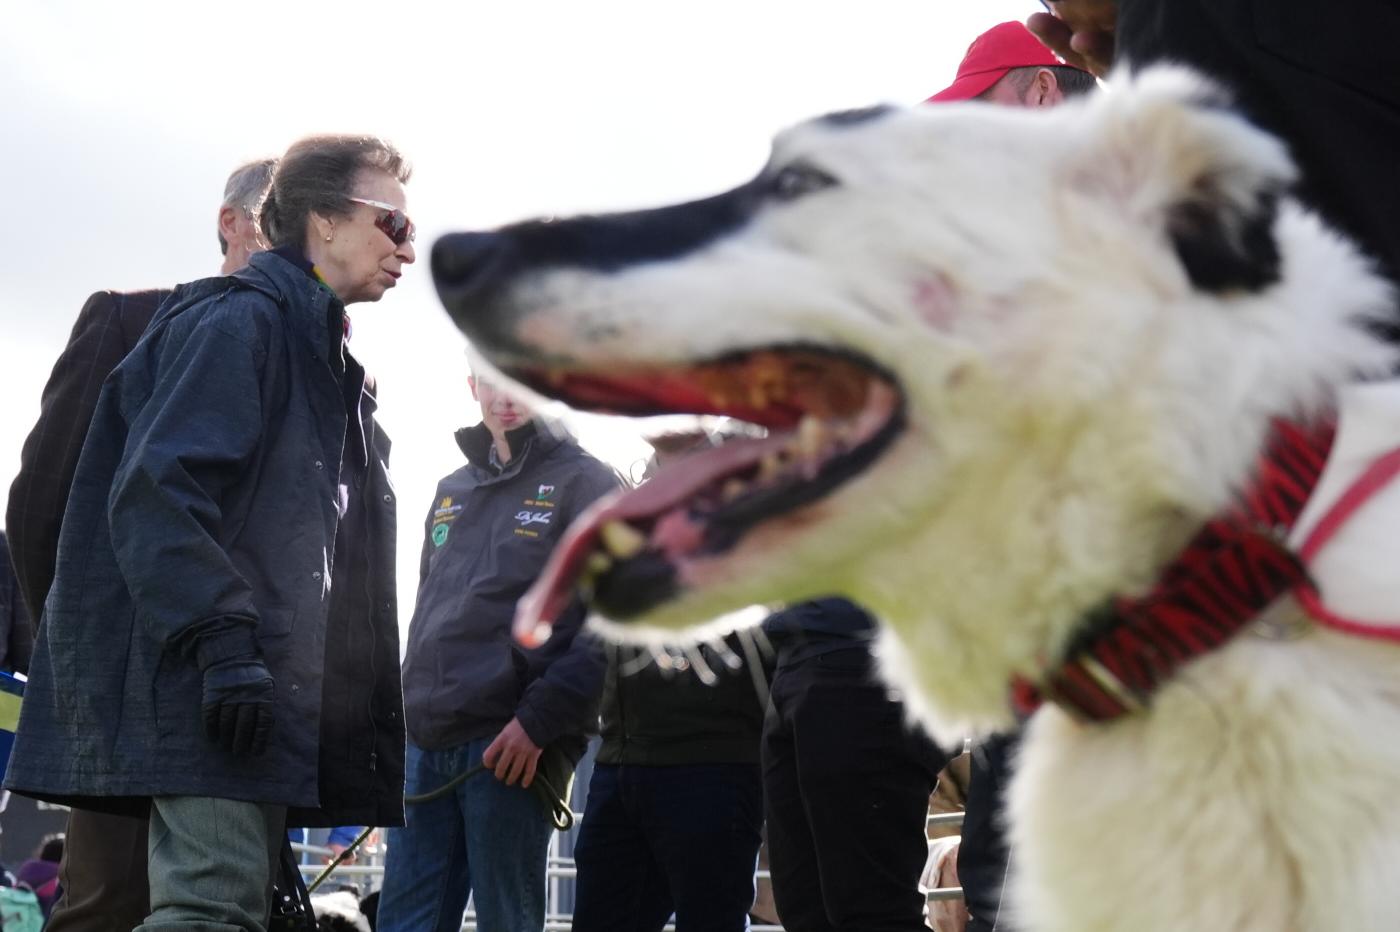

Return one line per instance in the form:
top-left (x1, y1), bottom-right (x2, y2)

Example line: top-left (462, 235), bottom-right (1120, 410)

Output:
top-left (513, 433), bottom-right (790, 646)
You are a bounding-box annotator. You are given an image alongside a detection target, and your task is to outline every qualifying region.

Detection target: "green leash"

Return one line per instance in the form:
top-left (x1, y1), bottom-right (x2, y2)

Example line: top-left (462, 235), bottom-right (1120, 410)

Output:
top-left (306, 825), bottom-right (376, 894)
top-left (404, 762), bottom-right (575, 831)
top-left (308, 758), bottom-right (575, 893)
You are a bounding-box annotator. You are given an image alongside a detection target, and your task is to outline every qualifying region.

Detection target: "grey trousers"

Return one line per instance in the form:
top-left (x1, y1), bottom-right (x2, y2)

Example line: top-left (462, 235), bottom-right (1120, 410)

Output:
top-left (135, 796), bottom-right (287, 932)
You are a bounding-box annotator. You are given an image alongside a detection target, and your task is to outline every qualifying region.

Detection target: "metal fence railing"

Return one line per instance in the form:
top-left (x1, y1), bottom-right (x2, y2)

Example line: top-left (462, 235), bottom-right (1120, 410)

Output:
top-left (294, 808), bottom-right (967, 930)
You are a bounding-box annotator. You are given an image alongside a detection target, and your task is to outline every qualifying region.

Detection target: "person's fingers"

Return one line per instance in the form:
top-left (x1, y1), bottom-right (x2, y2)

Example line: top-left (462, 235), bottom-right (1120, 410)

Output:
top-left (1045, 0), bottom-right (1117, 32)
top-left (203, 703), bottom-right (221, 741)
top-left (232, 703), bottom-right (257, 755)
top-left (1028, 13), bottom-right (1095, 72)
top-left (505, 751), bottom-right (526, 786)
top-left (1027, 11), bottom-right (1072, 51)
top-left (1029, 7), bottom-right (1116, 76)
top-left (520, 754), bottom-right (537, 789)
top-left (482, 736), bottom-right (501, 769)
top-left (1070, 29), bottom-right (1115, 75)
top-left (251, 706), bottom-right (273, 756)
top-left (219, 704), bottom-right (240, 751)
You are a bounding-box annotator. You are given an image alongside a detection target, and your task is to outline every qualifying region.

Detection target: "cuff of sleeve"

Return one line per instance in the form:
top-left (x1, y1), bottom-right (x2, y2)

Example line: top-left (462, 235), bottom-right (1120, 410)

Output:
top-left (514, 704), bottom-right (552, 750)
top-left (193, 623), bottom-right (261, 670)
top-left (328, 826), bottom-right (364, 847)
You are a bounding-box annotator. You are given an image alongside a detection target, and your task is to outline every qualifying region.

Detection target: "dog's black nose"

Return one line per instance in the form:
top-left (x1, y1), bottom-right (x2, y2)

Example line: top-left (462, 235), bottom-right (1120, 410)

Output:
top-left (431, 231), bottom-right (504, 290)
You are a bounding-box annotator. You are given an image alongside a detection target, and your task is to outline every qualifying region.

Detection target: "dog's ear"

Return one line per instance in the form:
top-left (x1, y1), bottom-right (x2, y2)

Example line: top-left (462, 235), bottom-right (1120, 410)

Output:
top-left (1071, 67), bottom-right (1296, 293)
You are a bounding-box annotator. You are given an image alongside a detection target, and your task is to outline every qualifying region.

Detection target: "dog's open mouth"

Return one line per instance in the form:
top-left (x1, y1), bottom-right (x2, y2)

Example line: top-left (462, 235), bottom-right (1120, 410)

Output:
top-left (509, 346), bottom-right (905, 644)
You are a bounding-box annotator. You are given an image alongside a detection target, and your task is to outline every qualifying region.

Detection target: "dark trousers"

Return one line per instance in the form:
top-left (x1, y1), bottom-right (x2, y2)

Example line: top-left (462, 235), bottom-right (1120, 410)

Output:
top-left (959, 731), bottom-right (1018, 932)
top-left (47, 807), bottom-right (150, 932)
top-left (761, 647), bottom-right (947, 932)
top-left (573, 761), bottom-right (763, 932)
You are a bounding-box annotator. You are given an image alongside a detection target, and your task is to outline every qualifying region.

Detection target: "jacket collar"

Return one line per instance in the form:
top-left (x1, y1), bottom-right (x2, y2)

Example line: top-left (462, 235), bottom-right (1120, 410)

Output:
top-left (233, 250), bottom-right (346, 369)
top-left (454, 419), bottom-right (569, 480)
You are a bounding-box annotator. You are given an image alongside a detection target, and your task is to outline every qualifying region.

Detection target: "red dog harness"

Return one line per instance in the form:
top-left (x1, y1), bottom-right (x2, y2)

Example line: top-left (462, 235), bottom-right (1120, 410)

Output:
top-left (1010, 419), bottom-right (1400, 723)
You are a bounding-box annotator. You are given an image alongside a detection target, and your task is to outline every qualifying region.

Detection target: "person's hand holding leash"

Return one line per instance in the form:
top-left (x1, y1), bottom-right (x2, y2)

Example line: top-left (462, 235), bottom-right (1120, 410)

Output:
top-left (201, 657), bottom-right (275, 755)
top-left (1028, 0), bottom-right (1117, 77)
top-left (324, 843), bottom-right (356, 866)
top-left (483, 716), bottom-right (542, 787)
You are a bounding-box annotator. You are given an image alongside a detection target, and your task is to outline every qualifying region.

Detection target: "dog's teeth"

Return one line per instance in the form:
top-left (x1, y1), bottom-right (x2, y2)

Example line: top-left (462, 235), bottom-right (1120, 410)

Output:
top-left (757, 453), bottom-right (784, 482)
top-left (585, 551), bottom-right (614, 576)
top-left (795, 415), bottom-right (826, 459)
top-left (721, 479), bottom-right (747, 502)
top-left (748, 384), bottom-right (770, 409)
top-left (599, 521), bottom-right (646, 559)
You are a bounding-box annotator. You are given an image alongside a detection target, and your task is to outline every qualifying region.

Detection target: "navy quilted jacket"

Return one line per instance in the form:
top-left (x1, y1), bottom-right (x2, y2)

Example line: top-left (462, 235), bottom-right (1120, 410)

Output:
top-left (5, 252), bottom-right (405, 827)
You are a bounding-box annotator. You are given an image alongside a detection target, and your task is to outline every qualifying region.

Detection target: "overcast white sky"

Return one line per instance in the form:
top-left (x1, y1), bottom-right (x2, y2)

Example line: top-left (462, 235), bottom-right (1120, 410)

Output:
top-left (1, 0), bottom-right (1039, 625)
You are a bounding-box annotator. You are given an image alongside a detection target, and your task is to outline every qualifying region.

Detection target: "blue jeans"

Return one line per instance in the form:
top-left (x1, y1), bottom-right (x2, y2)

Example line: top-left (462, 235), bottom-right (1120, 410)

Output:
top-left (572, 762), bottom-right (763, 932)
top-left (377, 738), bottom-right (553, 932)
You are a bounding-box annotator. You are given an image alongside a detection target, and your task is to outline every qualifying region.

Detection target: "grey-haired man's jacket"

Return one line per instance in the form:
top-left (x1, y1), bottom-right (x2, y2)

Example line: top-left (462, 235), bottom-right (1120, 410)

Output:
top-left (5, 251), bottom-right (406, 829)
top-left (401, 421), bottom-right (619, 763)
top-left (6, 289), bottom-right (170, 629)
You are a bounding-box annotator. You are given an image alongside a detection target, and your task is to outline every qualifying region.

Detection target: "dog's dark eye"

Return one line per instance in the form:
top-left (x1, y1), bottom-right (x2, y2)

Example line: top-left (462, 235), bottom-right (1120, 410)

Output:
top-left (769, 163), bottom-right (838, 202)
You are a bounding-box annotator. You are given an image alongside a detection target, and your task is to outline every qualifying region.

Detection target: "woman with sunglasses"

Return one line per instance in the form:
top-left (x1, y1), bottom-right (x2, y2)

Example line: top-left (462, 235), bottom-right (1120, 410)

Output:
top-left (261, 134), bottom-right (417, 303)
top-left (6, 134), bottom-right (414, 932)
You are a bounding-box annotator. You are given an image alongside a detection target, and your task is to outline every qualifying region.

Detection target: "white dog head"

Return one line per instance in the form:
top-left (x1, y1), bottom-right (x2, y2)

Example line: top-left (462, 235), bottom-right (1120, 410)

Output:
top-left (433, 68), bottom-right (1395, 730)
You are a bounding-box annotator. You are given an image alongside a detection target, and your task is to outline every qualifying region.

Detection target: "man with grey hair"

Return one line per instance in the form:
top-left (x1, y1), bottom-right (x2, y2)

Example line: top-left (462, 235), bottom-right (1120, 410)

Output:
top-left (217, 158), bottom-right (276, 272)
top-left (5, 157), bottom-right (274, 932)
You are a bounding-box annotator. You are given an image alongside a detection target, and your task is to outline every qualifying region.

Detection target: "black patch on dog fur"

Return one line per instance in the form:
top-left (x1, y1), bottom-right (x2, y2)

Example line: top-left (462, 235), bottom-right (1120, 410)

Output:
top-left (1168, 186), bottom-right (1282, 293)
top-left (436, 176), bottom-right (758, 273)
top-left (819, 105), bottom-right (894, 127)
top-left (434, 179), bottom-right (769, 353)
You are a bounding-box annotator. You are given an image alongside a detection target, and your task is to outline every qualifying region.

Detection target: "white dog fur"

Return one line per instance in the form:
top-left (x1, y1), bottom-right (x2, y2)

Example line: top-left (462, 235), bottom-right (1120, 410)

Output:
top-left (309, 889), bottom-right (370, 932)
top-left (441, 69), bottom-right (1400, 930)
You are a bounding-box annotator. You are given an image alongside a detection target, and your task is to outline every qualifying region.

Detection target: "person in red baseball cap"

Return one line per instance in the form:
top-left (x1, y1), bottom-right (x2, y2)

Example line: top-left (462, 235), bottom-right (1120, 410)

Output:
top-left (928, 20), bottom-right (1096, 107)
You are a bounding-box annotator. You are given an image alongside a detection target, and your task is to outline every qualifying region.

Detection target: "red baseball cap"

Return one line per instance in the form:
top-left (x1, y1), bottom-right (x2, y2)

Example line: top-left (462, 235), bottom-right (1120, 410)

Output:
top-left (927, 21), bottom-right (1075, 102)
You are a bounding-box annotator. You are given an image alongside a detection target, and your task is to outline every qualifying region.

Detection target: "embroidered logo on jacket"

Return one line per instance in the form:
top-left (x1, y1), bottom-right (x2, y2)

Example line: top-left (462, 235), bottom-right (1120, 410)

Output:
top-left (516, 482), bottom-right (562, 537)
top-left (432, 496), bottom-right (464, 548)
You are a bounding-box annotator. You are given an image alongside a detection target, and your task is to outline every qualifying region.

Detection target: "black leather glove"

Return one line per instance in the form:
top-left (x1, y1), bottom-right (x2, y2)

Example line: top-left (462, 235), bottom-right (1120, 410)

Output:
top-left (201, 657), bottom-right (275, 756)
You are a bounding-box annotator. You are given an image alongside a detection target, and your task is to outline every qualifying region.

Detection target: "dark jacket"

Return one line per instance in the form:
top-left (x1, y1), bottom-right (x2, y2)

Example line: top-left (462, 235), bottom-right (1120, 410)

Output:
top-left (0, 533), bottom-right (31, 674)
top-left (1118, 0), bottom-right (1400, 290)
top-left (761, 597), bottom-right (879, 669)
top-left (595, 634), bottom-right (768, 767)
top-left (4, 252), bottom-right (405, 827)
top-left (401, 421), bottom-right (618, 762)
top-left (6, 289), bottom-right (169, 625)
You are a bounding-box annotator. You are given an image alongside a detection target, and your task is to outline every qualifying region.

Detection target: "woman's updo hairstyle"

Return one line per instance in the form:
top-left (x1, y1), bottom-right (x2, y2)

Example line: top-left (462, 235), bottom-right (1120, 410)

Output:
top-left (259, 135), bottom-right (411, 250)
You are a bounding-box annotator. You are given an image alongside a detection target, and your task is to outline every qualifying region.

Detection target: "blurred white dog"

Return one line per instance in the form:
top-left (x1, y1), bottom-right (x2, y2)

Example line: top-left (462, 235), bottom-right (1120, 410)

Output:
top-left (310, 890), bottom-right (370, 932)
top-left (433, 69), bottom-right (1400, 931)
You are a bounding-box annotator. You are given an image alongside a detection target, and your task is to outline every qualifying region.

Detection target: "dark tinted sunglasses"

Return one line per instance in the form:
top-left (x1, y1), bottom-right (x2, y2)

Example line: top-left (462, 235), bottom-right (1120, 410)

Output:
top-left (349, 197), bottom-right (416, 246)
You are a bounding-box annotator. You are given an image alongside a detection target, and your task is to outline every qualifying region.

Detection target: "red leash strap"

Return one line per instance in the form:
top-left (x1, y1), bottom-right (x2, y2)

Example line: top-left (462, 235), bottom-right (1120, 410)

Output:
top-left (1292, 445), bottom-right (1400, 641)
